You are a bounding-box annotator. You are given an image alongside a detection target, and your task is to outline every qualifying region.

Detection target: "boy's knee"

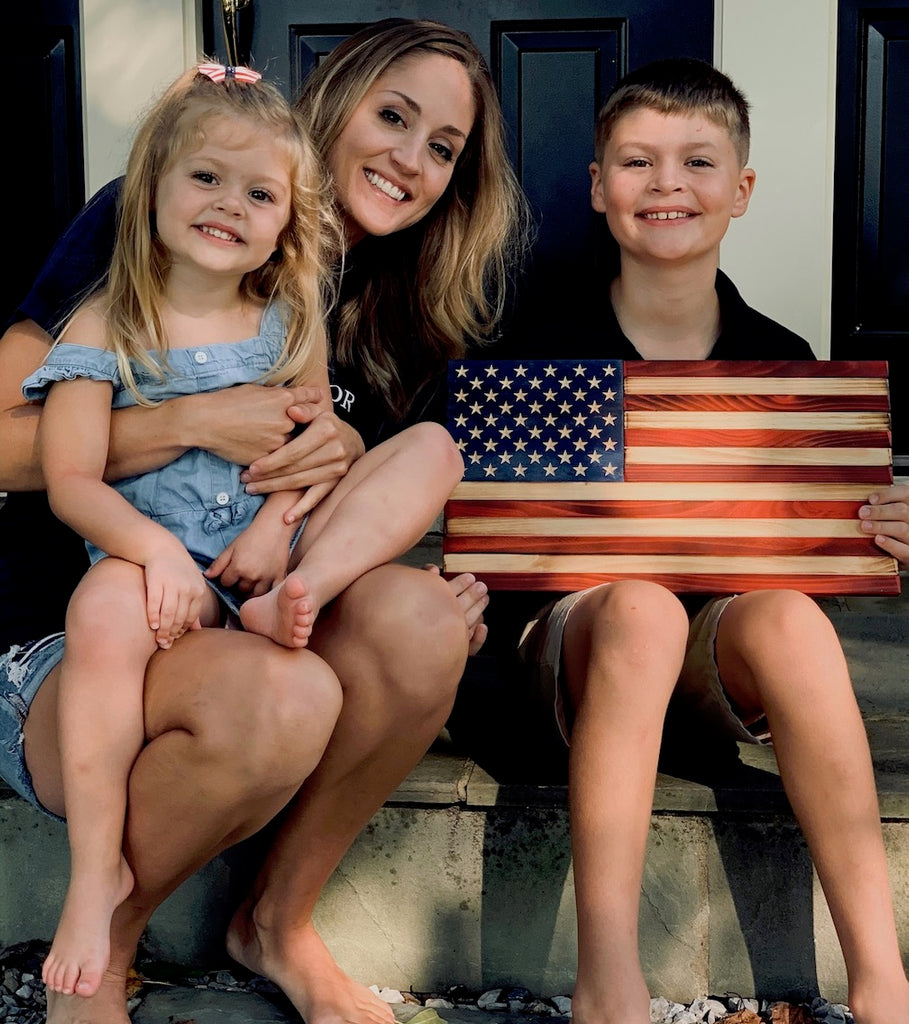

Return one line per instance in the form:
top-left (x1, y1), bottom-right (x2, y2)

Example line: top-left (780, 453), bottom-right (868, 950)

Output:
top-left (584, 579), bottom-right (688, 644)
top-left (725, 589), bottom-right (834, 653)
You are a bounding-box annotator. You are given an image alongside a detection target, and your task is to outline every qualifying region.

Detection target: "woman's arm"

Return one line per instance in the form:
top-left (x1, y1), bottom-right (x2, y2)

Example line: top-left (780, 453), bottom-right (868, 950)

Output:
top-left (0, 320), bottom-right (54, 490)
top-left (1, 318), bottom-right (347, 491)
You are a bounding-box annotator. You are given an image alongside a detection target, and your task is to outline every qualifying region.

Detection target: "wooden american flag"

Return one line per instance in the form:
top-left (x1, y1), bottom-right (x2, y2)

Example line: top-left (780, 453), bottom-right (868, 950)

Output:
top-left (442, 359), bottom-right (900, 596)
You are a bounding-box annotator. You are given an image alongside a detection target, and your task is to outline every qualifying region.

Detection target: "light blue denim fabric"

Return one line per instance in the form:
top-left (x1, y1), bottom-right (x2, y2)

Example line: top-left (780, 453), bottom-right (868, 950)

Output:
top-left (0, 633), bottom-right (66, 821)
top-left (22, 302), bottom-right (289, 573)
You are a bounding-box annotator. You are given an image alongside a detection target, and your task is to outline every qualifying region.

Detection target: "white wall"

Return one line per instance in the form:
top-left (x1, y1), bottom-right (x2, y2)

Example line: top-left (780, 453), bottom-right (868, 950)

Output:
top-left (79, 1), bottom-right (837, 356)
top-left (716, 0), bottom-right (836, 356)
top-left (82, 0), bottom-right (200, 196)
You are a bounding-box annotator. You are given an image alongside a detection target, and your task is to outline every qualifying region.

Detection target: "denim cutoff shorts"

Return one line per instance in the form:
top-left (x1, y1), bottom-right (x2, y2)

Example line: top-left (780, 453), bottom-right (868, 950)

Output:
top-left (0, 633), bottom-right (66, 822)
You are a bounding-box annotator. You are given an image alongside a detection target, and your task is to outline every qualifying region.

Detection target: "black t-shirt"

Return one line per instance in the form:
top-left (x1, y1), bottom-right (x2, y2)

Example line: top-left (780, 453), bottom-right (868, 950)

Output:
top-left (478, 267), bottom-right (816, 660)
top-left (446, 268), bottom-right (817, 778)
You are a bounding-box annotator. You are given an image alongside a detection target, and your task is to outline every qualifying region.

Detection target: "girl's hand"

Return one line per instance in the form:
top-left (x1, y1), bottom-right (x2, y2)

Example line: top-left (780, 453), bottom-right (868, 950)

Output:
top-left (241, 411), bottom-right (365, 495)
top-left (860, 484), bottom-right (909, 567)
top-left (206, 528), bottom-right (290, 598)
top-left (425, 566), bottom-right (490, 656)
top-left (144, 545), bottom-right (208, 648)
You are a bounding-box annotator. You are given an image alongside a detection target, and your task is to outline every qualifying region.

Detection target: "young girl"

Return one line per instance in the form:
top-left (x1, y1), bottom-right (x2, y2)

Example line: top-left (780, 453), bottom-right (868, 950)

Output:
top-left (22, 64), bottom-right (464, 1000)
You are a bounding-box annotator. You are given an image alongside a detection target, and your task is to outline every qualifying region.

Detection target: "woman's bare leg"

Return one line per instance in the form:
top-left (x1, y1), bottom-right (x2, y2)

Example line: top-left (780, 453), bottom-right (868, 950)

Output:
top-left (716, 590), bottom-right (909, 1024)
top-left (240, 422), bottom-right (463, 647)
top-left (228, 564), bottom-right (469, 1024)
top-left (24, 629), bottom-right (343, 1024)
top-left (560, 582), bottom-right (689, 1024)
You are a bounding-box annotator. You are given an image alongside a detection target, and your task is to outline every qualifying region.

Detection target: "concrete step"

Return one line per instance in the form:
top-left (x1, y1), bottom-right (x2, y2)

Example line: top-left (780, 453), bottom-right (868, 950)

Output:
top-left (0, 588), bottom-right (906, 1006)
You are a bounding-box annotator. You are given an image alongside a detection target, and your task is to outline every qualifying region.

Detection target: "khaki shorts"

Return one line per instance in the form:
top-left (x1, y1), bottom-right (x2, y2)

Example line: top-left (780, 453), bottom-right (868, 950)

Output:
top-left (516, 585), bottom-right (771, 748)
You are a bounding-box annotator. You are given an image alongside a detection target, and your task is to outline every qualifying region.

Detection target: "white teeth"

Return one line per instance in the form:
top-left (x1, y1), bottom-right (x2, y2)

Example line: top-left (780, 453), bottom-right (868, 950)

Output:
top-left (365, 171), bottom-right (407, 201)
top-left (200, 226), bottom-right (238, 241)
top-left (643, 211), bottom-right (692, 220)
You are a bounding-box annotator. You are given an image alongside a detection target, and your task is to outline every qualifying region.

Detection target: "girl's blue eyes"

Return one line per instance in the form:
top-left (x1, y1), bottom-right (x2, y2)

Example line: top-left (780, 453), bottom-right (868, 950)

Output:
top-left (190, 171), bottom-right (274, 201)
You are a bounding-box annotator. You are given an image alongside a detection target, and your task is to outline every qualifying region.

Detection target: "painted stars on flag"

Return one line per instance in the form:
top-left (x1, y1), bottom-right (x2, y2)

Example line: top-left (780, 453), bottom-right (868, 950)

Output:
top-left (447, 360), bottom-right (625, 482)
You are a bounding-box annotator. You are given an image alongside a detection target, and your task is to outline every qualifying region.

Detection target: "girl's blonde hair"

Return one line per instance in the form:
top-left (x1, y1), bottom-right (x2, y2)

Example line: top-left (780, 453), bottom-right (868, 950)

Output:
top-left (101, 66), bottom-right (338, 404)
top-left (297, 19), bottom-right (530, 420)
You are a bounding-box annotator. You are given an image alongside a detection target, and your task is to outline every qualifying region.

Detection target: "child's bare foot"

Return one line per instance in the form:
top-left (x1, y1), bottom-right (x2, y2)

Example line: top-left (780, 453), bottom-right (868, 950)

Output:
top-left (240, 575), bottom-right (319, 648)
top-left (43, 857), bottom-right (134, 998)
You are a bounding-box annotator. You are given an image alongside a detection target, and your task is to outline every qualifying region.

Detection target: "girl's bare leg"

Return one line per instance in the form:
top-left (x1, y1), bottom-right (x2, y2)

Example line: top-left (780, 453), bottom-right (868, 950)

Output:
top-left (24, 628), bottom-right (343, 1024)
top-left (43, 560), bottom-right (157, 998)
top-left (716, 590), bottom-right (909, 1024)
top-left (240, 422), bottom-right (463, 647)
top-left (559, 582), bottom-right (689, 1024)
top-left (228, 564), bottom-right (469, 1024)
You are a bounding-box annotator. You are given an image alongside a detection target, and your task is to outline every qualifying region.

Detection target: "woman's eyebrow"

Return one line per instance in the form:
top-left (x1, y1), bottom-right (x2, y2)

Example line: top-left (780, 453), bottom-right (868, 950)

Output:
top-left (386, 90), bottom-right (468, 140)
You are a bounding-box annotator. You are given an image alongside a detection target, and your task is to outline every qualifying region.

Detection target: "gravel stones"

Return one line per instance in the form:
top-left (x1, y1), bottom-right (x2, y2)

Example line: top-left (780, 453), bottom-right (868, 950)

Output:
top-left (0, 940), bottom-right (860, 1024)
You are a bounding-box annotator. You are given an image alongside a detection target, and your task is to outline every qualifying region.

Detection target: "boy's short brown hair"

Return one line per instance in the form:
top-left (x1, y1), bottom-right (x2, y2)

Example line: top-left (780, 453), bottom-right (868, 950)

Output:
top-left (594, 57), bottom-right (751, 166)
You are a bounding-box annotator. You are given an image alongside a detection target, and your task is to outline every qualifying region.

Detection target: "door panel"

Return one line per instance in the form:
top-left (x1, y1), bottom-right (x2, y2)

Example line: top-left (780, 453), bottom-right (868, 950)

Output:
top-left (4, 0), bottom-right (83, 326)
top-left (205, 1), bottom-right (712, 268)
top-left (833, 3), bottom-right (909, 460)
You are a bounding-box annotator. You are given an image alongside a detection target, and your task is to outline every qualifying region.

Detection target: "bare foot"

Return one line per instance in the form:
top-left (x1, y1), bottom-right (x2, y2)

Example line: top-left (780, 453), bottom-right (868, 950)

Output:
top-left (240, 575), bottom-right (319, 649)
top-left (45, 958), bottom-right (132, 1024)
top-left (43, 856), bottom-right (134, 998)
top-left (227, 901), bottom-right (394, 1024)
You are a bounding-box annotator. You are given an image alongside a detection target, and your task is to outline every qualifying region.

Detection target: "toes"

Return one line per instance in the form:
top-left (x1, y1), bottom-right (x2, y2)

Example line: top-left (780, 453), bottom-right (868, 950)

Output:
top-left (59, 963), bottom-right (80, 996)
top-left (75, 963), bottom-right (105, 998)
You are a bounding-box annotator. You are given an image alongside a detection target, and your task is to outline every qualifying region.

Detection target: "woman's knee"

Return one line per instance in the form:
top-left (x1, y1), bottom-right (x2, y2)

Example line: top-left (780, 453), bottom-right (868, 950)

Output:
top-left (328, 565), bottom-right (468, 711)
top-left (148, 635), bottom-right (342, 790)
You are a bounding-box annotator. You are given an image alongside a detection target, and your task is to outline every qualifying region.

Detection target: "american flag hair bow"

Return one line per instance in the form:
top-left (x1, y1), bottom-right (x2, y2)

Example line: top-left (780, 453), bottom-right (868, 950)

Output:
top-left (197, 63), bottom-right (262, 85)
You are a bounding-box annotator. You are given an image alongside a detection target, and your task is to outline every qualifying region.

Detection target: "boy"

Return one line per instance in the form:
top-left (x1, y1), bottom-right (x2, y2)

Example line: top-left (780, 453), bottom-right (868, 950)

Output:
top-left (451, 58), bottom-right (909, 1024)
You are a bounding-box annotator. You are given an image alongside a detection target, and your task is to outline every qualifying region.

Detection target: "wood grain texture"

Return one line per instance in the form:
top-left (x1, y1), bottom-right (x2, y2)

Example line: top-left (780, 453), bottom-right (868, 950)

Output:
top-left (443, 360), bottom-right (900, 595)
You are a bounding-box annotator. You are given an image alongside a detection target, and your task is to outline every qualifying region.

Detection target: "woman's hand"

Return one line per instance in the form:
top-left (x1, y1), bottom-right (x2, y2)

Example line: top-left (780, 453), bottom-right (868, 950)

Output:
top-left (241, 409), bottom-right (365, 494)
top-left (193, 384), bottom-right (326, 467)
top-left (107, 383), bottom-right (327, 482)
top-left (425, 565), bottom-right (489, 656)
top-left (860, 484), bottom-right (909, 567)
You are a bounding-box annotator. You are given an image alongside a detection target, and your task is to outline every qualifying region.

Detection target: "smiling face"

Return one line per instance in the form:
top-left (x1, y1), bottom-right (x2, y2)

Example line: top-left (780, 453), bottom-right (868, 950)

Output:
top-left (590, 106), bottom-right (755, 270)
top-left (154, 115), bottom-right (293, 281)
top-left (327, 52), bottom-right (476, 245)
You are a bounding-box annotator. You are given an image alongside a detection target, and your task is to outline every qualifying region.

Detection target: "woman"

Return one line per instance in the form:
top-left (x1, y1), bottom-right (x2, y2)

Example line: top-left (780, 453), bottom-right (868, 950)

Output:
top-left (0, 19), bottom-right (519, 1024)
